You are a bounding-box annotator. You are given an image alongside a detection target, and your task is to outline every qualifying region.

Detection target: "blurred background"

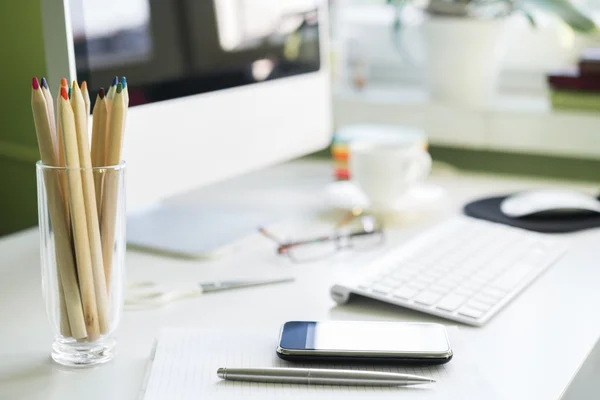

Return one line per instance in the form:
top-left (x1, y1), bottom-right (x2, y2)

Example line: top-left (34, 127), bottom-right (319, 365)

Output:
top-left (1, 0), bottom-right (599, 236)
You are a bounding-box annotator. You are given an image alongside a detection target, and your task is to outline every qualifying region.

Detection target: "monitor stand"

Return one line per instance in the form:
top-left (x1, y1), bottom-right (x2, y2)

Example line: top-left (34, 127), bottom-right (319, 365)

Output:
top-left (126, 204), bottom-right (276, 259)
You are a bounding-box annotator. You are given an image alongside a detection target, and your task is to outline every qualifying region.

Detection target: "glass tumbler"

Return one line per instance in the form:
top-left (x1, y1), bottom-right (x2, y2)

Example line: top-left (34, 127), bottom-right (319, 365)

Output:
top-left (36, 162), bottom-right (126, 367)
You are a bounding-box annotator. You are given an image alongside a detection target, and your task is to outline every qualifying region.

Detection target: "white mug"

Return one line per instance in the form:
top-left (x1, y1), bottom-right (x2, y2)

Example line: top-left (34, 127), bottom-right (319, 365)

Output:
top-left (349, 134), bottom-right (431, 211)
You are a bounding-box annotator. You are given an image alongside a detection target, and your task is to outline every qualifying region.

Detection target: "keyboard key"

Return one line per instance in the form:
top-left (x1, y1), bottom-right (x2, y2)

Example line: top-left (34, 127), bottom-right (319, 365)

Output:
top-left (443, 274), bottom-right (464, 285)
top-left (473, 292), bottom-right (499, 306)
top-left (466, 299), bottom-right (492, 312)
top-left (436, 293), bottom-right (468, 312)
top-left (410, 279), bottom-right (431, 290)
top-left (415, 274), bottom-right (436, 284)
top-left (423, 270), bottom-right (445, 280)
top-left (392, 286), bottom-right (419, 300)
top-left (460, 280), bottom-right (481, 291)
top-left (458, 307), bottom-right (485, 319)
top-left (491, 263), bottom-right (535, 291)
top-left (392, 270), bottom-right (414, 280)
top-left (369, 283), bottom-right (394, 295)
top-left (454, 286), bottom-right (477, 297)
top-left (481, 287), bottom-right (506, 300)
top-left (414, 291), bottom-right (442, 306)
top-left (469, 275), bottom-right (489, 285)
top-left (475, 270), bottom-right (497, 281)
top-left (428, 283), bottom-right (453, 295)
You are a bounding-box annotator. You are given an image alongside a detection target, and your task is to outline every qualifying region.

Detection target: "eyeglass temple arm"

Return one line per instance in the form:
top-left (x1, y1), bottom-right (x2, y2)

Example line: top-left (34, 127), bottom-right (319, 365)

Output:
top-left (258, 227), bottom-right (286, 244)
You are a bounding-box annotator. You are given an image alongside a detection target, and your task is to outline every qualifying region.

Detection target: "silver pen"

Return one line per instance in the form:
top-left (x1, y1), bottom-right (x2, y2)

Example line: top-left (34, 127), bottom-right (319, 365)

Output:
top-left (217, 367), bottom-right (435, 386)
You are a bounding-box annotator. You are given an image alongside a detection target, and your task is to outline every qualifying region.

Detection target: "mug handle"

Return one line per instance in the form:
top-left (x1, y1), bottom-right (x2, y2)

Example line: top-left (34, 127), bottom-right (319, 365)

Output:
top-left (406, 151), bottom-right (432, 184)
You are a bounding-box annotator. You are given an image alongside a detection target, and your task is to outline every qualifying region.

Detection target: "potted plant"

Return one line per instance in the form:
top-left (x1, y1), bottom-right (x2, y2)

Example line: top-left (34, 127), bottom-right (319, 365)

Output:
top-left (388, 0), bottom-right (598, 108)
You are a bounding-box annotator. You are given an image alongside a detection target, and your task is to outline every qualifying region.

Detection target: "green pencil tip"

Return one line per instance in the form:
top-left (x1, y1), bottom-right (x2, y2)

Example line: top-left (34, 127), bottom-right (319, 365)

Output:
top-left (116, 83), bottom-right (123, 94)
top-left (68, 87), bottom-right (72, 99)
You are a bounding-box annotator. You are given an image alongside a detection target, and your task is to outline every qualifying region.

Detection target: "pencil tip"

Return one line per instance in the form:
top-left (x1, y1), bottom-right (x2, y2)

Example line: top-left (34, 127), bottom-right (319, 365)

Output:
top-left (99, 87), bottom-right (105, 99)
top-left (81, 81), bottom-right (87, 90)
top-left (120, 76), bottom-right (127, 88)
top-left (68, 87), bottom-right (72, 99)
top-left (60, 78), bottom-right (67, 87)
top-left (60, 87), bottom-right (68, 100)
top-left (72, 80), bottom-right (79, 90)
top-left (112, 76), bottom-right (118, 86)
top-left (116, 83), bottom-right (123, 94)
top-left (32, 77), bottom-right (39, 90)
top-left (41, 77), bottom-right (48, 89)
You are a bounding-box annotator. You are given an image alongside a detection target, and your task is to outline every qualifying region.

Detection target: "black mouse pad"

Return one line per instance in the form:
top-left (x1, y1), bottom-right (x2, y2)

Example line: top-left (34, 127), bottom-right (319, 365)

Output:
top-left (463, 195), bottom-right (600, 233)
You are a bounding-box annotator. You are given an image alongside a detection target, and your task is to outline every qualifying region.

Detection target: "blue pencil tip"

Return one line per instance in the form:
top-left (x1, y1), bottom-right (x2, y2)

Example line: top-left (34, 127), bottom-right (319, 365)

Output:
top-left (120, 76), bottom-right (127, 88)
top-left (41, 77), bottom-right (48, 89)
top-left (111, 76), bottom-right (118, 86)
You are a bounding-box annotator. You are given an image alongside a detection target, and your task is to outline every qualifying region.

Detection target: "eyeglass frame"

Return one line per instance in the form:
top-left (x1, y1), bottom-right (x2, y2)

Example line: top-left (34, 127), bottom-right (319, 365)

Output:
top-left (258, 216), bottom-right (385, 262)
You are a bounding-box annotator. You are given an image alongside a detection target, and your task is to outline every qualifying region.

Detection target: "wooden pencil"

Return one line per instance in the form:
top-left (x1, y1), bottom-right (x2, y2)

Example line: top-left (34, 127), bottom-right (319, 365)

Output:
top-left (120, 77), bottom-right (129, 107)
top-left (101, 82), bottom-right (126, 288)
top-left (71, 81), bottom-right (110, 334)
top-left (40, 77), bottom-right (70, 338)
top-left (55, 78), bottom-right (72, 238)
top-left (58, 279), bottom-right (72, 337)
top-left (31, 78), bottom-right (87, 339)
top-left (59, 87), bottom-right (101, 340)
top-left (40, 78), bottom-right (56, 141)
top-left (105, 76), bottom-right (118, 110)
top-left (91, 88), bottom-right (108, 216)
top-left (81, 81), bottom-right (90, 119)
top-left (56, 78), bottom-right (68, 168)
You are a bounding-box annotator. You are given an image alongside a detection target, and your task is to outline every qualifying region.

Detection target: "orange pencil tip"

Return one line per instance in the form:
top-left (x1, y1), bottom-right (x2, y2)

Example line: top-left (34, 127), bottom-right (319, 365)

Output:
top-left (60, 87), bottom-right (68, 100)
top-left (60, 78), bottom-right (67, 87)
top-left (81, 81), bottom-right (87, 90)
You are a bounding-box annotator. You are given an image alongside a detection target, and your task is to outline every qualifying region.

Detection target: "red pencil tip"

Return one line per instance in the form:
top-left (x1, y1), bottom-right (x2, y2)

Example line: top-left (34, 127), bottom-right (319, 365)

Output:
top-left (60, 78), bottom-right (67, 87)
top-left (60, 87), bottom-right (68, 100)
top-left (32, 77), bottom-right (39, 90)
top-left (81, 81), bottom-right (87, 90)
top-left (98, 87), bottom-right (105, 99)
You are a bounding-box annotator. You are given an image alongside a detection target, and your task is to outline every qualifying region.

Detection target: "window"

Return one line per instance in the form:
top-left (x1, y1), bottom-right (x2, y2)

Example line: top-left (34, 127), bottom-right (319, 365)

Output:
top-left (331, 1), bottom-right (600, 94)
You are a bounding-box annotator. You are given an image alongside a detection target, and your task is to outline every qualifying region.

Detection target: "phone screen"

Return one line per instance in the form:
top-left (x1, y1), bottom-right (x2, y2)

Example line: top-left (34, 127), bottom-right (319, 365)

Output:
top-left (281, 321), bottom-right (450, 353)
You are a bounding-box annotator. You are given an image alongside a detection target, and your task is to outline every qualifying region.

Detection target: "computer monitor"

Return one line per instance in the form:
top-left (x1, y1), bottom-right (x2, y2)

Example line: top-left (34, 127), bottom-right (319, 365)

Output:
top-left (41, 0), bottom-right (332, 256)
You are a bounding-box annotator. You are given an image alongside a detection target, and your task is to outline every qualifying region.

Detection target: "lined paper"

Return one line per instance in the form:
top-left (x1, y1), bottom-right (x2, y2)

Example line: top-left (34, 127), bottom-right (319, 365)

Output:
top-left (141, 327), bottom-right (496, 399)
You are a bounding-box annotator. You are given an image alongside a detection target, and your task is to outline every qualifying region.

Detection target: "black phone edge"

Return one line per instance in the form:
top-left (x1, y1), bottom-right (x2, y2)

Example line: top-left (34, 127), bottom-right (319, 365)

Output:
top-left (275, 351), bottom-right (453, 366)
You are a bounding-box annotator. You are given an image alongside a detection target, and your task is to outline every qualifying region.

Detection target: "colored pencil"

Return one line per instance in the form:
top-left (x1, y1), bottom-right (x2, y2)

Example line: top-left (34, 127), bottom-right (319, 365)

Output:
top-left (57, 78), bottom-right (68, 168)
top-left (120, 76), bottom-right (129, 106)
top-left (81, 81), bottom-right (91, 120)
top-left (59, 87), bottom-right (101, 340)
top-left (101, 82), bottom-right (126, 288)
top-left (91, 88), bottom-right (108, 215)
top-left (31, 78), bottom-right (87, 339)
top-left (71, 81), bottom-right (110, 334)
top-left (106, 76), bottom-right (118, 109)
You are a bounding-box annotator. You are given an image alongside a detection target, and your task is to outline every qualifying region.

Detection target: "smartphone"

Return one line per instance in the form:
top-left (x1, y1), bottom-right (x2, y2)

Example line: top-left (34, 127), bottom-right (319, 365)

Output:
top-left (276, 321), bottom-right (452, 365)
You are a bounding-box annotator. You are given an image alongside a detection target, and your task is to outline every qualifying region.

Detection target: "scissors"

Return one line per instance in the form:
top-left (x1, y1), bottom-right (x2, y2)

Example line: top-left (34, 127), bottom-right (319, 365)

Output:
top-left (126, 277), bottom-right (295, 310)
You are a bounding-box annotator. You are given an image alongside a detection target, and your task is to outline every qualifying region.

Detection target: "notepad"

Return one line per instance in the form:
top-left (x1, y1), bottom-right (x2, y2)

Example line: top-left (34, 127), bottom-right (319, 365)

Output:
top-left (140, 327), bottom-right (496, 399)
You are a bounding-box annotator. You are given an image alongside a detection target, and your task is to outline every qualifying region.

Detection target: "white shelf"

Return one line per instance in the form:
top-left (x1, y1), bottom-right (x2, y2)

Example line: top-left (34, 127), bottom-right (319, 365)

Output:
top-left (333, 84), bottom-right (600, 160)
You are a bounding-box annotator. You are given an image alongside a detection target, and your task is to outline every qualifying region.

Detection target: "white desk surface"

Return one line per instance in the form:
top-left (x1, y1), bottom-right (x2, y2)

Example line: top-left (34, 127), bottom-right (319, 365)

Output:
top-left (1, 159), bottom-right (600, 400)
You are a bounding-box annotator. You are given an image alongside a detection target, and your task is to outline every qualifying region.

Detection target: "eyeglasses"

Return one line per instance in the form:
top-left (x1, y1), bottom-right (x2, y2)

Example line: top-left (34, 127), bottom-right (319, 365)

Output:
top-left (258, 214), bottom-right (385, 263)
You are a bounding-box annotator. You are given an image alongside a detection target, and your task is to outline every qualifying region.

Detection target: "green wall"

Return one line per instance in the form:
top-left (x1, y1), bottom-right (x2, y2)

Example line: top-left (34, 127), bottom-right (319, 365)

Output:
top-left (0, 1), bottom-right (47, 236)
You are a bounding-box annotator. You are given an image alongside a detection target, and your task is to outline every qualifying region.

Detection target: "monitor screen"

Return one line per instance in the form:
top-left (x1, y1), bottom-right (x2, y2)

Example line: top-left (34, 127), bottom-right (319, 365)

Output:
top-left (68, 0), bottom-right (321, 107)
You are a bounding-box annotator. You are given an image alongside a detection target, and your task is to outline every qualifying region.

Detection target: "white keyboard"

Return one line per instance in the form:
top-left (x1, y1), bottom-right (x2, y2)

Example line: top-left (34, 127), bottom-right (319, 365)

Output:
top-left (331, 216), bottom-right (568, 326)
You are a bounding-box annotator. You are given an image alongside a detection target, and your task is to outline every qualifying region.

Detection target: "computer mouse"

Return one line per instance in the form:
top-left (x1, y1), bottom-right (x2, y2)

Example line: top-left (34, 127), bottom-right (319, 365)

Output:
top-left (500, 189), bottom-right (600, 218)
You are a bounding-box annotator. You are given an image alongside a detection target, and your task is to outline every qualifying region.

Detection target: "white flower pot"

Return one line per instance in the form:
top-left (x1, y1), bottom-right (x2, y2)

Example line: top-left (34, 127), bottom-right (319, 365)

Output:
top-left (421, 17), bottom-right (510, 108)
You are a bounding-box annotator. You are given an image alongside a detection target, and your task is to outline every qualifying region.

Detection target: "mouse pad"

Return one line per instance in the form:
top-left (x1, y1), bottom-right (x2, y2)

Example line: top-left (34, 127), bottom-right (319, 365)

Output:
top-left (463, 195), bottom-right (600, 233)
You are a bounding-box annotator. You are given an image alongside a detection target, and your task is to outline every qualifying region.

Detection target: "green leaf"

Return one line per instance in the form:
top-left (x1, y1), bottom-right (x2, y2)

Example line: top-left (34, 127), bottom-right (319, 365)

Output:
top-left (525, 0), bottom-right (598, 33)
